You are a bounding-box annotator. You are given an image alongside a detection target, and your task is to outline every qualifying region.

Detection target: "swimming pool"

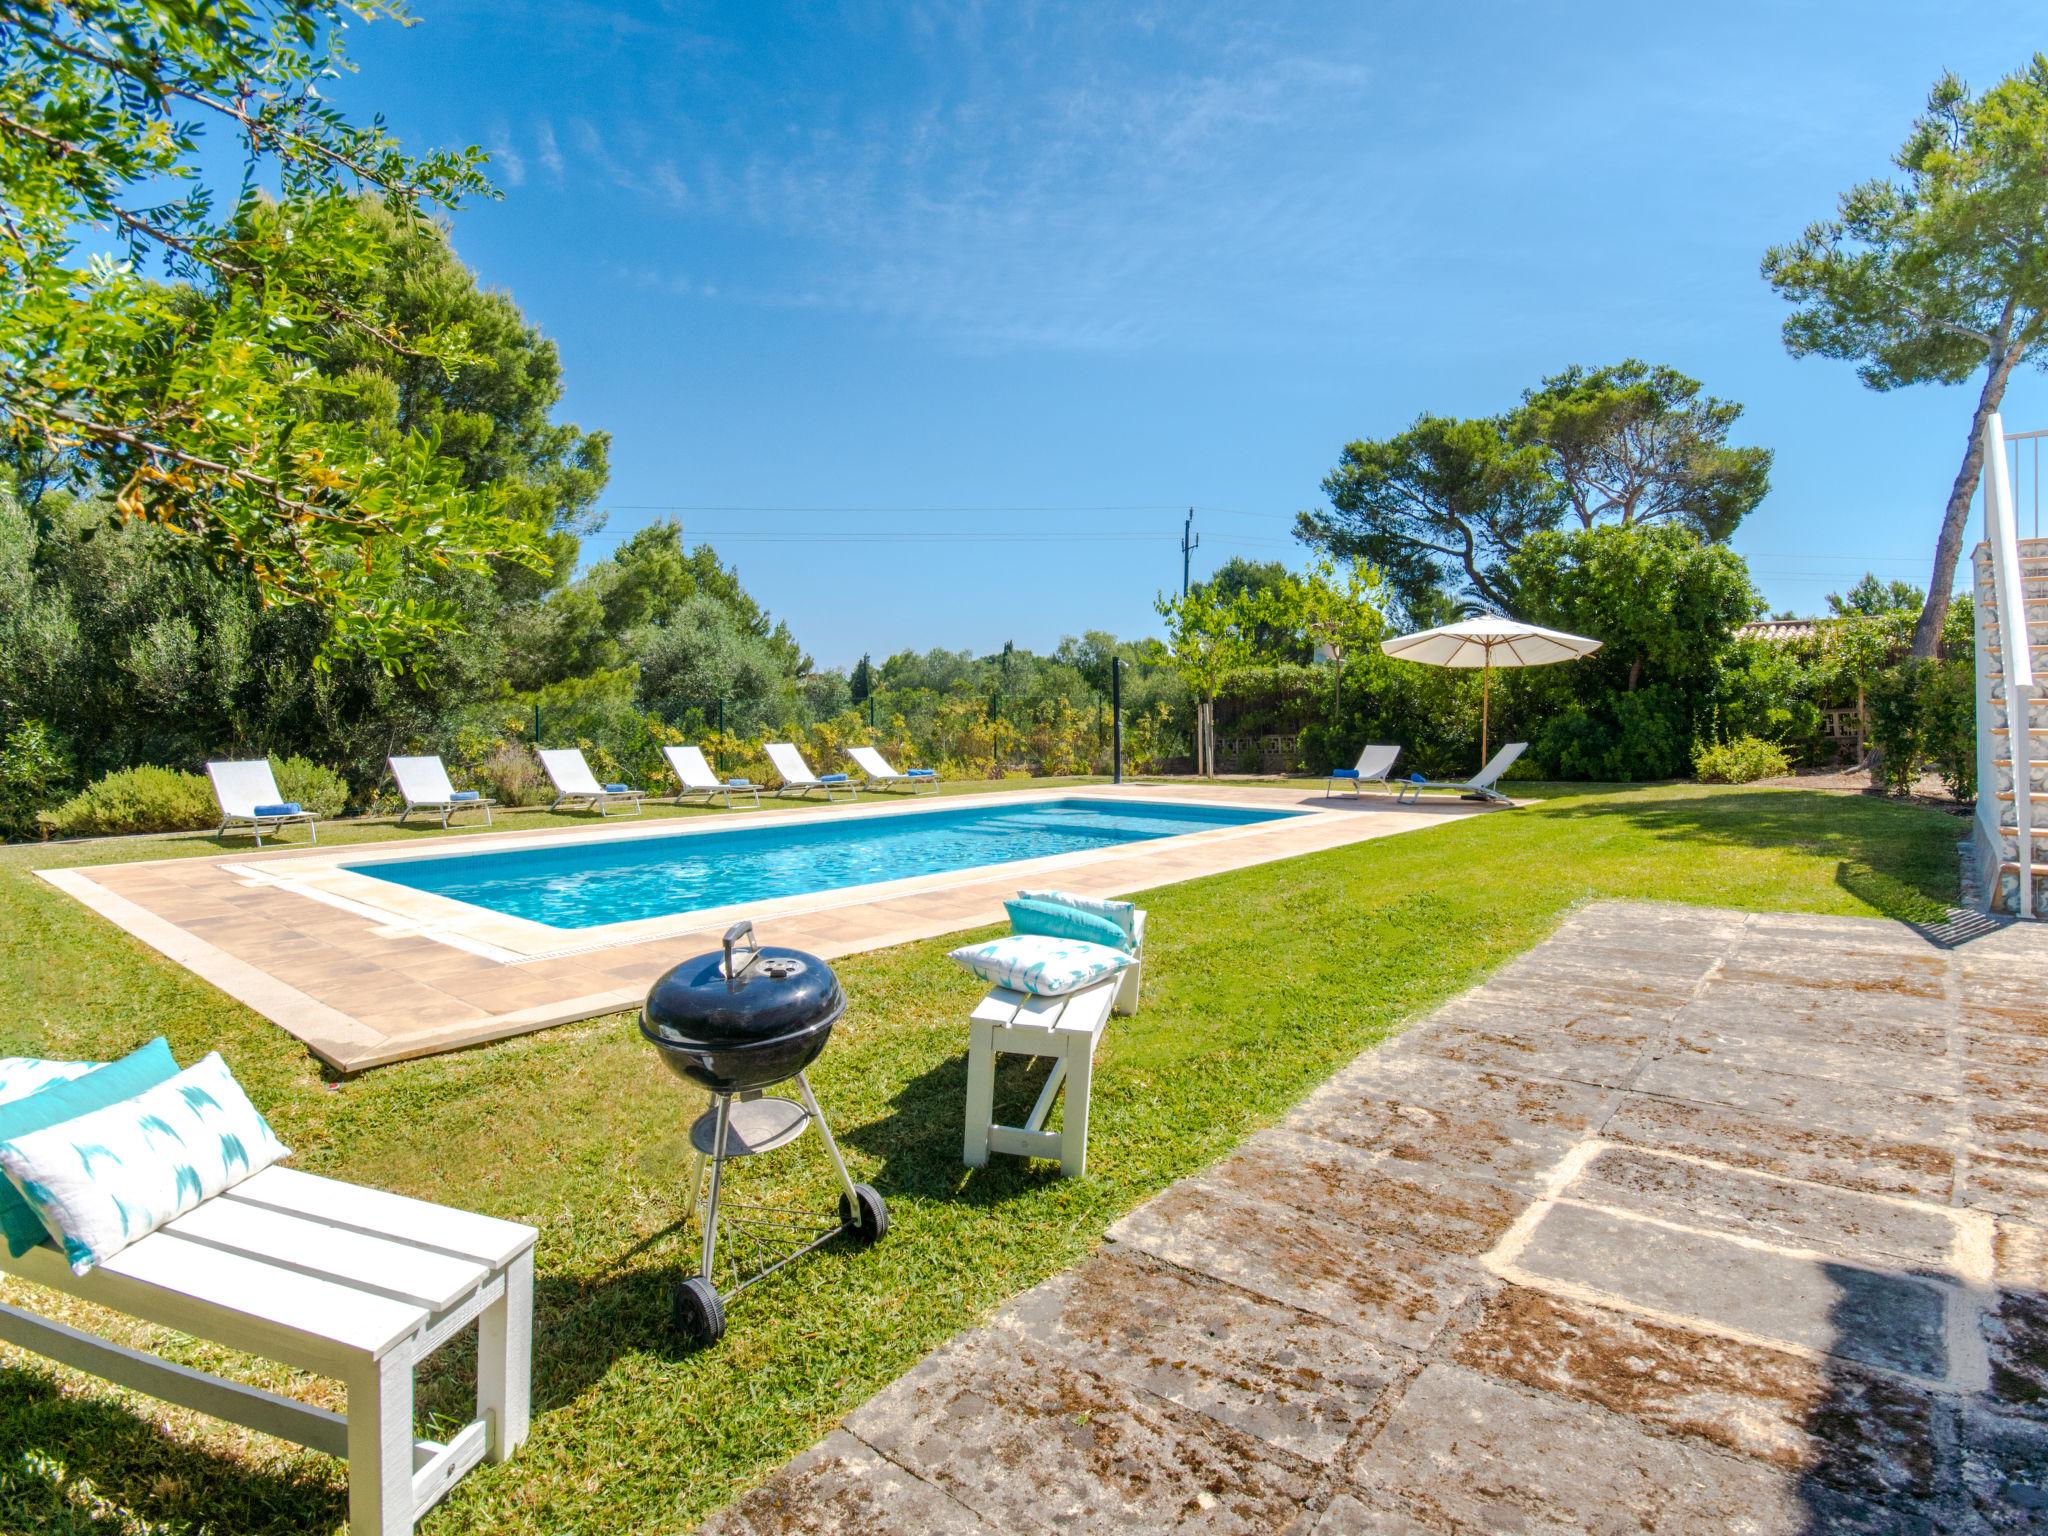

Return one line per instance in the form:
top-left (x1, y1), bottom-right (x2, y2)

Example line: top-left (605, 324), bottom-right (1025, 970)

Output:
top-left (345, 797), bottom-right (1299, 929)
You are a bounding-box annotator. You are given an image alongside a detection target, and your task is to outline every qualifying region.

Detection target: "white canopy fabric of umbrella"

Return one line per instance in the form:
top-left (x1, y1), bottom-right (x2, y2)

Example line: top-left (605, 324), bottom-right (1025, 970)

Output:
top-left (1380, 616), bottom-right (1602, 771)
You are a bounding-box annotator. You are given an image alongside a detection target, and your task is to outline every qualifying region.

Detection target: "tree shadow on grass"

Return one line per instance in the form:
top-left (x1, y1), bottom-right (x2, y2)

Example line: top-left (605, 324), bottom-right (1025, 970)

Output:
top-left (1537, 789), bottom-right (1963, 926)
top-left (0, 1365), bottom-right (343, 1535)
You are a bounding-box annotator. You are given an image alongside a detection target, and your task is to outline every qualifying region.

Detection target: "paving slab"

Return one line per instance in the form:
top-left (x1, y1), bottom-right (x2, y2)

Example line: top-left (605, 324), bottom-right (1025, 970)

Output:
top-left (1570, 1143), bottom-right (1969, 1271)
top-left (1341, 1364), bottom-right (1847, 1536)
top-left (1505, 1199), bottom-right (1956, 1381)
top-left (844, 1327), bottom-right (1320, 1535)
top-left (702, 901), bottom-right (2048, 1536)
top-left (697, 1431), bottom-right (998, 1536)
top-left (1603, 1091), bottom-right (1957, 1201)
top-left (1631, 1054), bottom-right (1965, 1144)
top-left (990, 1251), bottom-right (1412, 1467)
top-left (1192, 1129), bottom-right (1525, 1259)
top-left (1107, 1179), bottom-right (1487, 1352)
top-left (1446, 1287), bottom-right (1939, 1501)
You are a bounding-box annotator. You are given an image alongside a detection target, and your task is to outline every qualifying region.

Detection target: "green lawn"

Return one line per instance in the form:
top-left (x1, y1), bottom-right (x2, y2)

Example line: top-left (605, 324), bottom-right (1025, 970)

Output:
top-left (0, 782), bottom-right (1962, 1533)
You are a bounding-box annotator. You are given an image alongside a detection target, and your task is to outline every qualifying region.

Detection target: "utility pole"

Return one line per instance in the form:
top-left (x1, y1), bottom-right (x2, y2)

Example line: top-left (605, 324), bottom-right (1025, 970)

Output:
top-left (1180, 507), bottom-right (1199, 596)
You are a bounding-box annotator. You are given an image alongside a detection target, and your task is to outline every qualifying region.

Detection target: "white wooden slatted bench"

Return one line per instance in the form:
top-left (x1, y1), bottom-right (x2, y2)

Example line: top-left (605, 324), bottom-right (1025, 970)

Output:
top-left (0, 1164), bottom-right (536, 1536)
top-left (960, 908), bottom-right (1146, 1179)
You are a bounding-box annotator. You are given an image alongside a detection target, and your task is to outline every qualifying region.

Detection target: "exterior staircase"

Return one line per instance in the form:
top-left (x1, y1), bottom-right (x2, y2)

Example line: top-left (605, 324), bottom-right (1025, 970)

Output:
top-left (1974, 413), bottom-right (2045, 919)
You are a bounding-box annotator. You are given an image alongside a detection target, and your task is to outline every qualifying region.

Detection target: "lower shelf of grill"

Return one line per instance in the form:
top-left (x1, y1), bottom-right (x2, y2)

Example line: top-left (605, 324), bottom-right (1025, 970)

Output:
top-left (690, 1095), bottom-right (811, 1157)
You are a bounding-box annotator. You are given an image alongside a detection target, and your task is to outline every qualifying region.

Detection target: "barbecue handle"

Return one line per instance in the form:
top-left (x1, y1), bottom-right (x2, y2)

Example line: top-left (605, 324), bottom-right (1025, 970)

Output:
top-left (722, 920), bottom-right (760, 978)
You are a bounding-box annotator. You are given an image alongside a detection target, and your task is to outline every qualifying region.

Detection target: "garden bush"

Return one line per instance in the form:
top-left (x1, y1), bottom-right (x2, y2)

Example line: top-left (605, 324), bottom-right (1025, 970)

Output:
top-left (0, 720), bottom-right (71, 838)
top-left (42, 764), bottom-right (216, 837)
top-left (1865, 656), bottom-right (1975, 800)
top-left (1692, 735), bottom-right (1791, 784)
top-left (272, 756), bottom-right (348, 818)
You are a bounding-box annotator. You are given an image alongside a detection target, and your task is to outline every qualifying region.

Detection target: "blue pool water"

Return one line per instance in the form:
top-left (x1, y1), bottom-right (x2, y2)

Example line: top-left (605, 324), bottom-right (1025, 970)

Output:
top-left (347, 797), bottom-right (1297, 929)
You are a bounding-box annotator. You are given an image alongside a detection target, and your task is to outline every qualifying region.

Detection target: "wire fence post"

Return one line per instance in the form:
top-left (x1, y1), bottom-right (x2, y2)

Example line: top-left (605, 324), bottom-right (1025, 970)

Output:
top-left (1111, 657), bottom-right (1123, 784)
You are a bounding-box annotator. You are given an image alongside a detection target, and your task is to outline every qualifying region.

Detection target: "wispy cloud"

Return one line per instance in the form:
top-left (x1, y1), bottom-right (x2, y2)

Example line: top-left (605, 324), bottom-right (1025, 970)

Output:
top-left (498, 5), bottom-right (1413, 351)
top-left (534, 118), bottom-right (564, 181)
top-left (486, 123), bottom-right (525, 186)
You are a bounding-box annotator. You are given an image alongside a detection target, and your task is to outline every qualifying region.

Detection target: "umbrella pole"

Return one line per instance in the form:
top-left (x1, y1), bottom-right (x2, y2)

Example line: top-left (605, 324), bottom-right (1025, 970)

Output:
top-left (1481, 657), bottom-right (1490, 772)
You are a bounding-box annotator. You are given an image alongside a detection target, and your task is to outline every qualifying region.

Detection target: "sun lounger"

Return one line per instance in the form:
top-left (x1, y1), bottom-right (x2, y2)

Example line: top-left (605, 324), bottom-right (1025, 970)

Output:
top-left (1394, 741), bottom-right (1528, 805)
top-left (662, 745), bottom-right (761, 809)
top-left (0, 1165), bottom-right (535, 1536)
top-left (206, 760), bottom-right (318, 847)
top-left (1325, 744), bottom-right (1401, 798)
top-left (764, 742), bottom-right (858, 801)
top-left (538, 748), bottom-right (645, 816)
top-left (846, 745), bottom-right (940, 794)
top-left (389, 755), bottom-right (495, 829)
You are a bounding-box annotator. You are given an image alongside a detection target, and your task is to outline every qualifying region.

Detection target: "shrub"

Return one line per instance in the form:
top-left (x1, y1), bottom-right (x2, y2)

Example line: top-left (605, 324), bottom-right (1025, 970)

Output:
top-left (1864, 660), bottom-right (1929, 795)
top-left (0, 720), bottom-right (71, 839)
top-left (43, 764), bottom-right (216, 837)
top-left (1865, 656), bottom-right (1975, 800)
top-left (472, 742), bottom-right (550, 807)
top-left (1692, 735), bottom-right (1791, 785)
top-left (271, 756), bottom-right (348, 818)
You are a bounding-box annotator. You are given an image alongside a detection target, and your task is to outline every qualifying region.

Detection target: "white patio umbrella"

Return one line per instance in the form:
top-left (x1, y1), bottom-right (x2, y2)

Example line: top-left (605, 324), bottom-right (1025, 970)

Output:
top-left (1381, 616), bottom-right (1602, 771)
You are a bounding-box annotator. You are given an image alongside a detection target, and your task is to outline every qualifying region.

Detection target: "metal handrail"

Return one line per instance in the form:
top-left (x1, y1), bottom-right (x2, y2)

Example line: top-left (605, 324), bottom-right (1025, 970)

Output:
top-left (1985, 413), bottom-right (2035, 918)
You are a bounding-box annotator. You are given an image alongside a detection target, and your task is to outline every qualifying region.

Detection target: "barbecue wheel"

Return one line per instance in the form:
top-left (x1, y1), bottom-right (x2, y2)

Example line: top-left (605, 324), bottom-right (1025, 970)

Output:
top-left (671, 1276), bottom-right (726, 1345)
top-left (839, 1183), bottom-right (889, 1244)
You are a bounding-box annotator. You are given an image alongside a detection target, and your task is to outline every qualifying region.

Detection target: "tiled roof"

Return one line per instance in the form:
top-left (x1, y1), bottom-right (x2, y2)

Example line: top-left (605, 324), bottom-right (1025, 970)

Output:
top-left (1736, 618), bottom-right (1831, 642)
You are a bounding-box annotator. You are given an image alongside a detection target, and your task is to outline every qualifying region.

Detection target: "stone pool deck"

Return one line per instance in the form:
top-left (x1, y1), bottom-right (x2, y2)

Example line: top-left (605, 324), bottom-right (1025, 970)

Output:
top-left (35, 784), bottom-right (1488, 1072)
top-left (703, 900), bottom-right (2048, 1535)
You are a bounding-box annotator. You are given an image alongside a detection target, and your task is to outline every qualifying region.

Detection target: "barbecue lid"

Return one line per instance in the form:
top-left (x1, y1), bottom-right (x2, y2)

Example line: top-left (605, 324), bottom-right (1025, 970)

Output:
top-left (641, 921), bottom-right (845, 1049)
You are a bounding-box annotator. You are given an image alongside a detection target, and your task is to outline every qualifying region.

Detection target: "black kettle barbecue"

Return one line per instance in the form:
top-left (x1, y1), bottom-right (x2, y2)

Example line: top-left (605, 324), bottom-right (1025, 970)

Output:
top-left (640, 919), bottom-right (887, 1344)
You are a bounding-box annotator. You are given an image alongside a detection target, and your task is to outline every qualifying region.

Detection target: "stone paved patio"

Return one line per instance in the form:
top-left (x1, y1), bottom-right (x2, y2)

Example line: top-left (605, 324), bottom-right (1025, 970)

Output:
top-left (700, 900), bottom-right (2048, 1535)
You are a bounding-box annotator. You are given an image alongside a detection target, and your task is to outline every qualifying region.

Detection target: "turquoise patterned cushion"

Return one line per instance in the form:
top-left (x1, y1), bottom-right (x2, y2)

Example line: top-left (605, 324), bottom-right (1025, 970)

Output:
top-left (948, 935), bottom-right (1134, 998)
top-left (0, 1057), bottom-right (101, 1106)
top-left (1013, 889), bottom-right (1138, 945)
top-left (0, 1039), bottom-right (179, 1257)
top-left (0, 1051), bottom-right (288, 1275)
top-left (1005, 898), bottom-right (1130, 952)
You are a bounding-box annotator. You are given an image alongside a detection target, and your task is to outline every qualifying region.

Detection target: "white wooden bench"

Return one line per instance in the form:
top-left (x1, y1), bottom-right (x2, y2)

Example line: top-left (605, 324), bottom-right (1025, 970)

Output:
top-left (965, 979), bottom-right (1127, 1178)
top-left (0, 1164), bottom-right (536, 1536)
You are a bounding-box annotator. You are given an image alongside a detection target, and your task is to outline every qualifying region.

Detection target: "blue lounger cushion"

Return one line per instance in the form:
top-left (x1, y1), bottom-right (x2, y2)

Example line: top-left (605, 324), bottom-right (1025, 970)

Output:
top-left (252, 802), bottom-right (302, 818)
top-left (603, 783), bottom-right (631, 793)
top-left (0, 1038), bottom-right (179, 1257)
top-left (1329, 768), bottom-right (1360, 779)
top-left (907, 768), bottom-right (937, 777)
top-left (449, 790), bottom-right (480, 801)
top-left (819, 774), bottom-right (850, 783)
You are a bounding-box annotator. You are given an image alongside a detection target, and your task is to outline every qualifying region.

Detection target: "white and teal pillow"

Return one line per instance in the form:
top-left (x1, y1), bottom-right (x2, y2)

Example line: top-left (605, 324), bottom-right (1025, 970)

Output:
top-left (0, 1052), bottom-right (289, 1275)
top-left (949, 934), bottom-right (1135, 998)
top-left (0, 1057), bottom-right (101, 1107)
top-left (1013, 890), bottom-right (1138, 947)
top-left (1005, 898), bottom-right (1130, 952)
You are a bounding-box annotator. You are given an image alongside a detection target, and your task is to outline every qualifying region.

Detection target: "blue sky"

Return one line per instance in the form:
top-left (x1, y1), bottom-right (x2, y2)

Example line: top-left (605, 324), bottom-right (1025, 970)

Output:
top-left (336, 2), bottom-right (2046, 668)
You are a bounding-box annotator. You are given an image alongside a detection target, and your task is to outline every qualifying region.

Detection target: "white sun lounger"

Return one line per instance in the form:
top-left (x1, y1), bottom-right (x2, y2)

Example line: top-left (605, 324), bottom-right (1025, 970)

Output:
top-left (0, 1165), bottom-right (535, 1536)
top-left (206, 759), bottom-right (318, 847)
top-left (1394, 741), bottom-right (1528, 805)
top-left (663, 745), bottom-right (761, 809)
top-left (389, 755), bottom-right (495, 829)
top-left (1325, 743), bottom-right (1401, 798)
top-left (846, 745), bottom-right (940, 794)
top-left (538, 748), bottom-right (645, 816)
top-left (764, 742), bottom-right (858, 801)
top-left (963, 906), bottom-right (1146, 1179)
